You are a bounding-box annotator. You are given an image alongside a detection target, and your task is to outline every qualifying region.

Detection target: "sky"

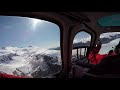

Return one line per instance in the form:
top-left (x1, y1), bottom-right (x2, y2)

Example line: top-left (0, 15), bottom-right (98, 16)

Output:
top-left (0, 16), bottom-right (60, 49)
top-left (73, 31), bottom-right (91, 43)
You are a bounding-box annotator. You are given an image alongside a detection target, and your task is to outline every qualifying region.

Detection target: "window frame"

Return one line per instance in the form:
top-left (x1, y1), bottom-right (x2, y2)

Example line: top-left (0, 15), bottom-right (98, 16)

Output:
top-left (69, 23), bottom-right (97, 64)
top-left (72, 30), bottom-right (92, 62)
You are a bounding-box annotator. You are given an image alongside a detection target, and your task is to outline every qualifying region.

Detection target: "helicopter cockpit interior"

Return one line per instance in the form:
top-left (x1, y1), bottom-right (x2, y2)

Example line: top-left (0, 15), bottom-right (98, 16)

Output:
top-left (0, 12), bottom-right (120, 78)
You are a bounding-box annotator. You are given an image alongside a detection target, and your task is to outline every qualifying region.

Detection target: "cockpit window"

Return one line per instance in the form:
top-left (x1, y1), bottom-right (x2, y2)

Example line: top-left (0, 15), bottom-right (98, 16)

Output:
top-left (99, 32), bottom-right (120, 54)
top-left (72, 31), bottom-right (91, 63)
top-left (0, 16), bottom-right (62, 78)
top-left (98, 14), bottom-right (120, 26)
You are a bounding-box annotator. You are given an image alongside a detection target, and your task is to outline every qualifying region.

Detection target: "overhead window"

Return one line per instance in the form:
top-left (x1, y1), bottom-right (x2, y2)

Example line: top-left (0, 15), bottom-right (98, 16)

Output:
top-left (0, 16), bottom-right (62, 78)
top-left (98, 14), bottom-right (120, 26)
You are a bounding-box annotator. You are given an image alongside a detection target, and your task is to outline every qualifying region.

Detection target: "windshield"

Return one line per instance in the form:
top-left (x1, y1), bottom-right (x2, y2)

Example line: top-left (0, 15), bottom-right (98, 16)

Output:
top-left (0, 16), bottom-right (62, 78)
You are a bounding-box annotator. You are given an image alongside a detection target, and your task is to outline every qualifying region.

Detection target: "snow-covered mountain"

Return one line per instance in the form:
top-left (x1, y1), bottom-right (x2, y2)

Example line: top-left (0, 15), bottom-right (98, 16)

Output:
top-left (73, 32), bottom-right (120, 48)
top-left (100, 32), bottom-right (120, 44)
top-left (99, 38), bottom-right (120, 54)
top-left (0, 46), bottom-right (62, 78)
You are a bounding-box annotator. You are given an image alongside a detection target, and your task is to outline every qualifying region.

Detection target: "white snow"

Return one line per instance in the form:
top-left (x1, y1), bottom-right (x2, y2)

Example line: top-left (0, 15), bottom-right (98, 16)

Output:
top-left (0, 46), bottom-right (62, 77)
top-left (99, 38), bottom-right (120, 54)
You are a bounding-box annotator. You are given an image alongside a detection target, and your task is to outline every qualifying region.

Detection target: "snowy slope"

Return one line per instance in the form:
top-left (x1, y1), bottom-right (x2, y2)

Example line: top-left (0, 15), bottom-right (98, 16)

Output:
top-left (0, 46), bottom-right (62, 78)
top-left (99, 38), bottom-right (120, 54)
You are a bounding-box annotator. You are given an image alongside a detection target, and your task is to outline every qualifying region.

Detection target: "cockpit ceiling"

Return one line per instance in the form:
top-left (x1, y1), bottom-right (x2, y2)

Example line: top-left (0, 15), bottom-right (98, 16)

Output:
top-left (58, 12), bottom-right (91, 23)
